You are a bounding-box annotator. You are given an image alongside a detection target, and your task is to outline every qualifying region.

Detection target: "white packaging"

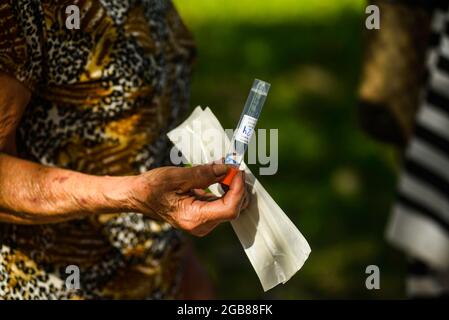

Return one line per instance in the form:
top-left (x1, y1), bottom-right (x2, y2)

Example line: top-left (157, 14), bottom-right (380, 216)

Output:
top-left (167, 106), bottom-right (311, 291)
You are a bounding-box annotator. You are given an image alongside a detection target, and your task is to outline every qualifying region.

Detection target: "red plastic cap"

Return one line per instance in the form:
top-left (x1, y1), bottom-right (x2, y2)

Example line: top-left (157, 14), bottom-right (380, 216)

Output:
top-left (221, 167), bottom-right (239, 186)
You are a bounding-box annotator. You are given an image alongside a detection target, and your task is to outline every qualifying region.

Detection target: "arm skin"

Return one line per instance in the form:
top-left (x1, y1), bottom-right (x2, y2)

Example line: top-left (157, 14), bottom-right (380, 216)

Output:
top-left (0, 73), bottom-right (150, 224)
top-left (0, 153), bottom-right (139, 224)
top-left (0, 72), bottom-right (245, 235)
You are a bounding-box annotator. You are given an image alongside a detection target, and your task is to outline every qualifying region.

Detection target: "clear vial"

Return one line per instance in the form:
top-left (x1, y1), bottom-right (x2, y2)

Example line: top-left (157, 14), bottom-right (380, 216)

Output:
top-left (224, 79), bottom-right (271, 167)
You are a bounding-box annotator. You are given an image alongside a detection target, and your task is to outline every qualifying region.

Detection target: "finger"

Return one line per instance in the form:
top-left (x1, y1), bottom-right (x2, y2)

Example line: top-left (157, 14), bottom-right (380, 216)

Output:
top-left (170, 198), bottom-right (221, 236)
top-left (191, 188), bottom-right (211, 196)
top-left (189, 221), bottom-right (220, 237)
top-left (190, 189), bottom-right (219, 202)
top-left (220, 167), bottom-right (243, 193)
top-left (211, 158), bottom-right (224, 165)
top-left (195, 171), bottom-right (245, 223)
top-left (177, 164), bottom-right (230, 193)
top-left (223, 170), bottom-right (245, 209)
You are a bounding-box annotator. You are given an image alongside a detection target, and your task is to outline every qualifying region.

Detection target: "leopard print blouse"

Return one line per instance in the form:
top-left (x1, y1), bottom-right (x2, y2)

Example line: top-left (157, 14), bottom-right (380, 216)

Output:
top-left (0, 0), bottom-right (195, 299)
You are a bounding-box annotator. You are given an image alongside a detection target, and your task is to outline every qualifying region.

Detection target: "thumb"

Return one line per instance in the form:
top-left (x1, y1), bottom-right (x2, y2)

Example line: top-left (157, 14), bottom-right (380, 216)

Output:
top-left (177, 164), bottom-right (229, 192)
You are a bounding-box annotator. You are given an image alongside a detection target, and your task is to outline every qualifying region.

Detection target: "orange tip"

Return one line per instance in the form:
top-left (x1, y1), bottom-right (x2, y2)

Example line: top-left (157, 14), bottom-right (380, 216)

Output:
top-left (221, 167), bottom-right (239, 186)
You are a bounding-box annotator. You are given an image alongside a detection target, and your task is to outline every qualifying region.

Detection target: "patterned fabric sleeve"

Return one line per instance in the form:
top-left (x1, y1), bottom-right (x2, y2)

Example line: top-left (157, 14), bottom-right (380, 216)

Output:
top-left (0, 0), bottom-right (44, 91)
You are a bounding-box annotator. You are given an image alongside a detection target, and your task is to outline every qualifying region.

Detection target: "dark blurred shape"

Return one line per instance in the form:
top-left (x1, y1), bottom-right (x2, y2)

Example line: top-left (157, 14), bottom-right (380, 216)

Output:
top-left (358, 0), bottom-right (432, 148)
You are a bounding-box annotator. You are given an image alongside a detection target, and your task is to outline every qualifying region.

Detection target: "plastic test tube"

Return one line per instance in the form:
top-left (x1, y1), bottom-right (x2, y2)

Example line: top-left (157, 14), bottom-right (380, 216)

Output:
top-left (221, 79), bottom-right (271, 186)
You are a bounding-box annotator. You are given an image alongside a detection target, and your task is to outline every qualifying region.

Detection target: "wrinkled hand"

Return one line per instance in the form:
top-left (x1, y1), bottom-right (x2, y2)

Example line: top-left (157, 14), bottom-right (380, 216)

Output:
top-left (133, 164), bottom-right (247, 236)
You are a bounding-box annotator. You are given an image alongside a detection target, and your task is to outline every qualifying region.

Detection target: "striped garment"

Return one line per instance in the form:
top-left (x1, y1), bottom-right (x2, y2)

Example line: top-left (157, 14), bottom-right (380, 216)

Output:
top-left (386, 3), bottom-right (449, 297)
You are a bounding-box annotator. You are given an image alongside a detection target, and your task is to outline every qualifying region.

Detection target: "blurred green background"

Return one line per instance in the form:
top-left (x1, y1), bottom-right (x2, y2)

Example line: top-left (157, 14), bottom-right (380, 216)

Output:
top-left (174, 0), bottom-right (405, 299)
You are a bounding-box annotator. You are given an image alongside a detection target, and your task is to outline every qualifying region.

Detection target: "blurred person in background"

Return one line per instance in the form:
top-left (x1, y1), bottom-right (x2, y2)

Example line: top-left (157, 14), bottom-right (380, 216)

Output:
top-left (359, 0), bottom-right (449, 298)
top-left (0, 0), bottom-right (247, 299)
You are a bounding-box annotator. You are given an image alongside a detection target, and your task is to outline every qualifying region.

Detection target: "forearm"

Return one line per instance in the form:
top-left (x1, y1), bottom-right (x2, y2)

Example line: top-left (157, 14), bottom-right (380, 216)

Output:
top-left (0, 152), bottom-right (138, 224)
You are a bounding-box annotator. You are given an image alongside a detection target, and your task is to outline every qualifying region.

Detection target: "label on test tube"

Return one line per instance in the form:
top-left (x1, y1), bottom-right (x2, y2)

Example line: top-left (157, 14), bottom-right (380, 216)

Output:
top-left (235, 115), bottom-right (258, 144)
top-left (222, 79), bottom-right (270, 186)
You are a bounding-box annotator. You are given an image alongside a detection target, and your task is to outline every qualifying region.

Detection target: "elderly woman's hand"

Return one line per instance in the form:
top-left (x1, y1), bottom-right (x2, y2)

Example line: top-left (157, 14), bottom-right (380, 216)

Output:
top-left (132, 164), bottom-right (246, 236)
top-left (0, 73), bottom-right (247, 230)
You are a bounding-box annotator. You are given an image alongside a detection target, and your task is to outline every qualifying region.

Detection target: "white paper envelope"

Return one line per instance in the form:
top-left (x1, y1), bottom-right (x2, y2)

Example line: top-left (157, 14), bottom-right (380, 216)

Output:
top-left (167, 106), bottom-right (311, 291)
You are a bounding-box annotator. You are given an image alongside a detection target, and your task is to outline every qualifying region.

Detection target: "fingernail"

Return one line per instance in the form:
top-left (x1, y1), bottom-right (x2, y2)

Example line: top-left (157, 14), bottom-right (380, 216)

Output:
top-left (212, 164), bottom-right (229, 177)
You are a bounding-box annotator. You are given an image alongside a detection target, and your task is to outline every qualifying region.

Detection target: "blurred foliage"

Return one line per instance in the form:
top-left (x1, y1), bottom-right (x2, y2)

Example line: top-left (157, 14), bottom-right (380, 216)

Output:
top-left (174, 0), bottom-right (405, 299)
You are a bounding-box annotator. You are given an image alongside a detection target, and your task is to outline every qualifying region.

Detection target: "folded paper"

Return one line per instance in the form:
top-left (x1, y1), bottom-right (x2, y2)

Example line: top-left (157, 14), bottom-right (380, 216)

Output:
top-left (167, 106), bottom-right (311, 291)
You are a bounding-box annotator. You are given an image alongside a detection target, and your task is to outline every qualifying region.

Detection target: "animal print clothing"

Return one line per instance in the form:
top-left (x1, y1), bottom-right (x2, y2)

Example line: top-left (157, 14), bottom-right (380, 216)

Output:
top-left (0, 0), bottom-right (195, 299)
